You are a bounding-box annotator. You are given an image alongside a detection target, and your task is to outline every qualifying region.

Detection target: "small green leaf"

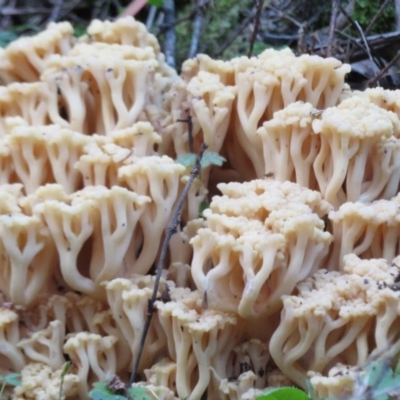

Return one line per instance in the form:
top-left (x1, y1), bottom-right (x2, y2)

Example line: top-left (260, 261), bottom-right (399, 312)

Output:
top-left (200, 152), bottom-right (226, 168)
top-left (73, 25), bottom-right (87, 38)
top-left (306, 379), bottom-right (317, 400)
top-left (89, 382), bottom-right (126, 400)
top-left (89, 389), bottom-right (126, 400)
top-left (394, 354), bottom-right (400, 376)
top-left (256, 387), bottom-right (310, 400)
top-left (176, 151), bottom-right (226, 170)
top-left (199, 200), bottom-right (209, 218)
top-left (148, 0), bottom-right (163, 7)
top-left (61, 361), bottom-right (71, 376)
top-left (92, 382), bottom-right (109, 391)
top-left (0, 31), bottom-right (18, 47)
top-left (175, 153), bottom-right (197, 168)
top-left (59, 361), bottom-right (71, 400)
top-left (2, 373), bottom-right (21, 387)
top-left (362, 357), bottom-right (400, 400)
top-left (127, 386), bottom-right (152, 399)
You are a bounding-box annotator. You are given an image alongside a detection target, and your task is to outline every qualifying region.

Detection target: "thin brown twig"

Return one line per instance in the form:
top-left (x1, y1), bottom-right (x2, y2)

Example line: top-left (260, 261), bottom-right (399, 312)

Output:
top-left (146, 5), bottom-right (157, 30)
top-left (162, 0), bottom-right (176, 69)
top-left (313, 30), bottom-right (400, 61)
top-left (118, 0), bottom-right (147, 18)
top-left (129, 142), bottom-right (208, 385)
top-left (265, 3), bottom-right (303, 28)
top-left (337, 3), bottom-right (385, 69)
top-left (157, 1), bottom-right (210, 34)
top-left (48, 0), bottom-right (64, 22)
top-left (188, 0), bottom-right (206, 59)
top-left (216, 7), bottom-right (256, 57)
top-left (326, 0), bottom-right (339, 57)
top-left (0, 7), bottom-right (52, 15)
top-left (177, 116), bottom-right (194, 153)
top-left (354, 21), bottom-right (379, 72)
top-left (58, 0), bottom-right (83, 20)
top-left (247, 0), bottom-right (264, 57)
top-left (368, 51), bottom-right (400, 88)
top-left (296, 24), bottom-right (306, 55)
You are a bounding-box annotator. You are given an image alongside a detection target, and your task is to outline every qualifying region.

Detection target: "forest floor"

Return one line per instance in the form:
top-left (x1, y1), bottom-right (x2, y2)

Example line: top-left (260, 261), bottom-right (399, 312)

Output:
top-left (1, 0), bottom-right (400, 89)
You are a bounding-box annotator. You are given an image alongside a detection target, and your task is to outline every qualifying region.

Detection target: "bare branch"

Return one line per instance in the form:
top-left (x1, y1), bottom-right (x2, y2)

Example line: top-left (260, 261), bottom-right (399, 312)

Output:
top-left (48, 0), bottom-right (64, 23)
top-left (368, 51), bottom-right (400, 88)
top-left (335, 0), bottom-right (356, 30)
top-left (157, 2), bottom-right (208, 34)
top-left (216, 7), bottom-right (256, 57)
top-left (247, 0), bottom-right (264, 57)
top-left (129, 142), bottom-right (208, 385)
top-left (188, 0), bottom-right (206, 59)
top-left (146, 5), bottom-right (157, 30)
top-left (162, 0), bottom-right (176, 69)
top-left (0, 6), bottom-right (51, 15)
top-left (177, 116), bottom-right (194, 153)
top-left (118, 0), bottom-right (147, 18)
top-left (265, 3), bottom-right (304, 28)
top-left (354, 21), bottom-right (379, 74)
top-left (326, 0), bottom-right (339, 57)
top-left (396, 0), bottom-right (400, 31)
top-left (365, 0), bottom-right (392, 35)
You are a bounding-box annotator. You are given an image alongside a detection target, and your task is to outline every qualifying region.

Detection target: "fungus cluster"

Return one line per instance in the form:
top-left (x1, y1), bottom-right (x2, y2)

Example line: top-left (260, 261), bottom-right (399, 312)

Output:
top-left (1, 16), bottom-right (400, 400)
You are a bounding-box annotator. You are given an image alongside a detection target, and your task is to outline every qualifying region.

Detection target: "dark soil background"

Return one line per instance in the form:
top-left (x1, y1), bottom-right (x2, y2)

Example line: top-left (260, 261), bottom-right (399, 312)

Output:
top-left (1, 0), bottom-right (400, 88)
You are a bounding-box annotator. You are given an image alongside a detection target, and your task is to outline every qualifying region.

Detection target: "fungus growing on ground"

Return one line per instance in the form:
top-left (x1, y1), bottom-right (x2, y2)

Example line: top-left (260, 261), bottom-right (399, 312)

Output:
top-left (191, 179), bottom-right (332, 323)
top-left (269, 254), bottom-right (400, 389)
top-left (2, 16), bottom-right (400, 400)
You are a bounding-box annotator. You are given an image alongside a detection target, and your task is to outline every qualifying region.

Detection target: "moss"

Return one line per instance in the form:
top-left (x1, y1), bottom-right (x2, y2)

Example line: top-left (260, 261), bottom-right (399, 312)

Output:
top-left (352, 0), bottom-right (395, 34)
top-left (173, 0), bottom-right (253, 68)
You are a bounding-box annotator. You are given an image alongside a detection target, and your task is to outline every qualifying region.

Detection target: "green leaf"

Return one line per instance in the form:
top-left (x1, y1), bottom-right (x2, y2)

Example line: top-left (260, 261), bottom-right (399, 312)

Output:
top-left (92, 382), bottom-right (109, 391)
top-left (0, 31), bottom-right (18, 47)
top-left (306, 379), bottom-right (317, 400)
top-left (362, 358), bottom-right (400, 400)
top-left (59, 361), bottom-right (71, 400)
top-left (89, 382), bottom-right (127, 400)
top-left (175, 153), bottom-right (197, 168)
top-left (200, 152), bottom-right (226, 168)
top-left (73, 25), bottom-right (87, 38)
top-left (199, 200), bottom-right (209, 218)
top-left (61, 361), bottom-right (71, 376)
top-left (176, 151), bottom-right (226, 170)
top-left (394, 354), bottom-right (400, 376)
top-left (89, 389), bottom-right (127, 400)
top-left (127, 386), bottom-right (152, 399)
top-left (148, 0), bottom-right (163, 7)
top-left (256, 387), bottom-right (310, 400)
top-left (1, 373), bottom-right (21, 387)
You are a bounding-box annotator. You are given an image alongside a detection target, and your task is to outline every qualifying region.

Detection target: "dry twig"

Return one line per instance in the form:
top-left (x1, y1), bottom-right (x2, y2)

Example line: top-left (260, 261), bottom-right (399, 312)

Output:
top-left (162, 0), bottom-right (176, 69)
top-left (354, 21), bottom-right (381, 74)
top-left (247, 0), bottom-right (263, 57)
top-left (48, 0), bottom-right (64, 22)
top-left (118, 0), bottom-right (147, 18)
top-left (146, 5), bottom-right (157, 30)
top-left (129, 141), bottom-right (208, 385)
top-left (188, 0), bottom-right (206, 58)
top-left (396, 0), bottom-right (400, 31)
top-left (177, 116), bottom-right (194, 153)
top-left (327, 0), bottom-right (339, 57)
top-left (216, 6), bottom-right (257, 57)
top-left (157, 2), bottom-right (208, 34)
top-left (365, 0), bottom-right (392, 35)
top-left (368, 51), bottom-right (400, 88)
top-left (0, 6), bottom-right (51, 15)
